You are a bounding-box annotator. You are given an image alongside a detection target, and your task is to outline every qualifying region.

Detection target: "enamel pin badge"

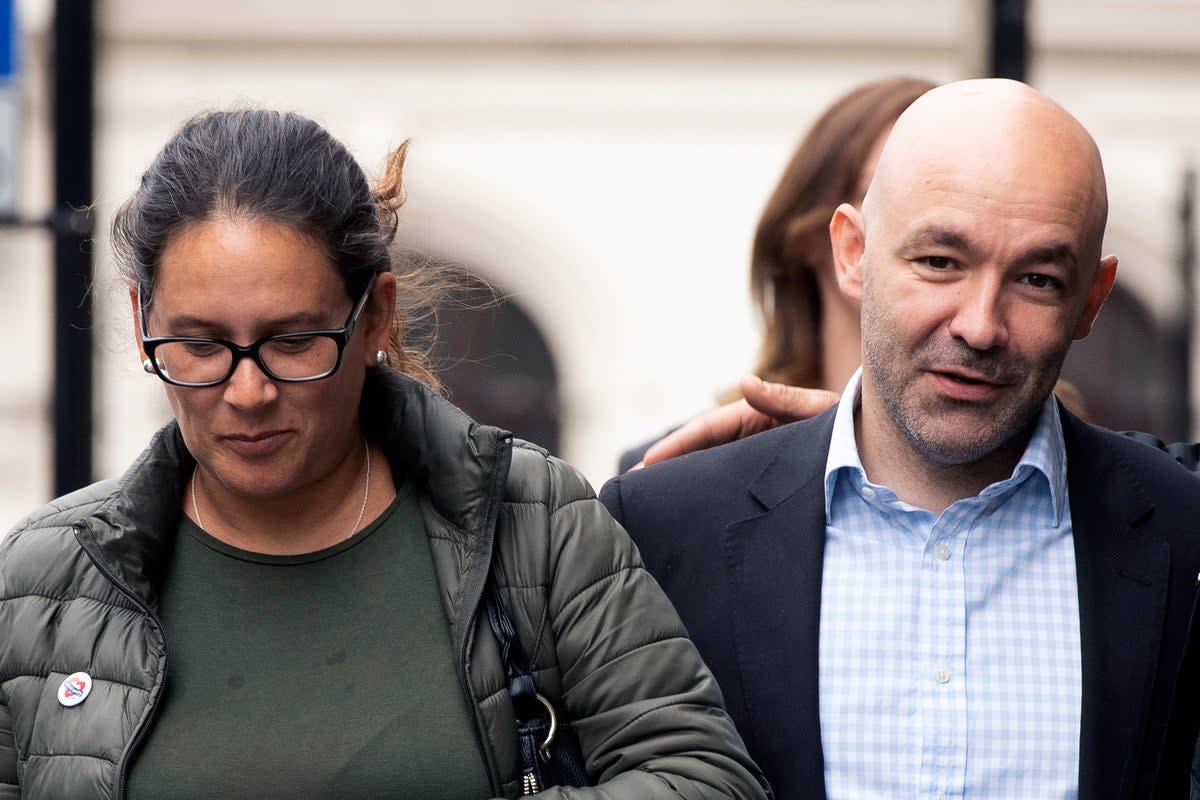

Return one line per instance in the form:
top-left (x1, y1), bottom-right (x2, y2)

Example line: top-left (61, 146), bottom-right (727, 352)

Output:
top-left (57, 672), bottom-right (93, 707)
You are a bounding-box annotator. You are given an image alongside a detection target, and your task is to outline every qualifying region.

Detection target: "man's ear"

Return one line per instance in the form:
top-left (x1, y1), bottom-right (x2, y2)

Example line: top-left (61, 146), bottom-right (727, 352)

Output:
top-left (363, 272), bottom-right (397, 365)
top-left (129, 285), bottom-right (149, 362)
top-left (1073, 254), bottom-right (1118, 340)
top-left (830, 203), bottom-right (866, 303)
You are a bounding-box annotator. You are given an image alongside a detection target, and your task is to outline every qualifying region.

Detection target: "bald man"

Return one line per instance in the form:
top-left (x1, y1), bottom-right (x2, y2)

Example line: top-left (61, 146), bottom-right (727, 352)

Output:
top-left (600, 80), bottom-right (1200, 799)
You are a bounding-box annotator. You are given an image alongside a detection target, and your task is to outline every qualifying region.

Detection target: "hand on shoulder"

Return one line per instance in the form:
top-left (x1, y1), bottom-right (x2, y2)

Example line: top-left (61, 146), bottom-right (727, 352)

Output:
top-left (639, 376), bottom-right (839, 467)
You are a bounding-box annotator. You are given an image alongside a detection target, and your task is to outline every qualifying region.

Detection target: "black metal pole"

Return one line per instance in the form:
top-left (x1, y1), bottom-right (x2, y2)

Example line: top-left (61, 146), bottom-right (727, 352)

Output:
top-left (1182, 166), bottom-right (1196, 438)
top-left (51, 0), bottom-right (94, 495)
top-left (989, 0), bottom-right (1028, 81)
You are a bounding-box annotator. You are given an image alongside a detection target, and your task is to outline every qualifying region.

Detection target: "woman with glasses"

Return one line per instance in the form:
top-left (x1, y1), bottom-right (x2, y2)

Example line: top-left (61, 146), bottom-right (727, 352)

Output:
top-left (0, 110), bottom-right (769, 800)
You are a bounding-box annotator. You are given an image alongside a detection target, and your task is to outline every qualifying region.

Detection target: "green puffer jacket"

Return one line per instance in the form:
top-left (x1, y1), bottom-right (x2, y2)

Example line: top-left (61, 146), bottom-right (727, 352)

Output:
top-left (0, 369), bottom-right (770, 800)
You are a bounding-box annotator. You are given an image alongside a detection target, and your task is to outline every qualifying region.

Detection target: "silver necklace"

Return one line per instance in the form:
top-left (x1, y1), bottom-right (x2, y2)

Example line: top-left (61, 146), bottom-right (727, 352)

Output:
top-left (191, 436), bottom-right (372, 543)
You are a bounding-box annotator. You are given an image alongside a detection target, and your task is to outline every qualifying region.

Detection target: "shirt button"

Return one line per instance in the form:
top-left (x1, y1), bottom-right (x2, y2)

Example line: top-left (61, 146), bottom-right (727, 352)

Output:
top-left (861, 486), bottom-right (877, 500)
top-left (934, 542), bottom-right (951, 561)
top-left (934, 667), bottom-right (951, 684)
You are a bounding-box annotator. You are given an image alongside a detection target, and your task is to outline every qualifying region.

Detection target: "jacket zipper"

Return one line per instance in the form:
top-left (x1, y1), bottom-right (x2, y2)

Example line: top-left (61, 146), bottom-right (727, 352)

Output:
top-left (73, 522), bottom-right (169, 800)
top-left (454, 436), bottom-right (514, 797)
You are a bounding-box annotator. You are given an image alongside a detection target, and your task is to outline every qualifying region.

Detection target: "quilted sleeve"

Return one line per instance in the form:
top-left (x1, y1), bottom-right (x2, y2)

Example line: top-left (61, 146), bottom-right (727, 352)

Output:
top-left (532, 453), bottom-right (770, 800)
top-left (0, 684), bottom-right (19, 798)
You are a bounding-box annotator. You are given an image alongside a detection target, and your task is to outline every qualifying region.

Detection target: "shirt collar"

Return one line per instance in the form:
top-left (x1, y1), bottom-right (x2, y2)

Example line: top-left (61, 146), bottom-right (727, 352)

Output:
top-left (823, 368), bottom-right (1068, 523)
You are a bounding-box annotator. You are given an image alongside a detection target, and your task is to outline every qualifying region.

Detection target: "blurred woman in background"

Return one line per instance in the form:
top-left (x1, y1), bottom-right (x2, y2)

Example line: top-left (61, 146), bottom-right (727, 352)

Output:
top-left (620, 76), bottom-right (936, 471)
top-left (745, 76), bottom-right (936, 395)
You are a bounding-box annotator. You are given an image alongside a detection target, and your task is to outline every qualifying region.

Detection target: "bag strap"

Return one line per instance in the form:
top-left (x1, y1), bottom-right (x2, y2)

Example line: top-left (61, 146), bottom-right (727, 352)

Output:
top-left (484, 580), bottom-right (541, 715)
top-left (486, 580), bottom-right (569, 794)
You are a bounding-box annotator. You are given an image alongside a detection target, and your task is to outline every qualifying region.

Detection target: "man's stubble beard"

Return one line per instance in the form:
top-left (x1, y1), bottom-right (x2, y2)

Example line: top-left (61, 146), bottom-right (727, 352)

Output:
top-left (860, 279), bottom-right (1058, 468)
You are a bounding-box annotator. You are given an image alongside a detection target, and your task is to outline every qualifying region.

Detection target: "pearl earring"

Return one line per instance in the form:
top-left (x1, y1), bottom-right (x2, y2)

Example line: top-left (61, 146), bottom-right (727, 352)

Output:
top-left (375, 350), bottom-right (389, 367)
top-left (142, 358), bottom-right (155, 374)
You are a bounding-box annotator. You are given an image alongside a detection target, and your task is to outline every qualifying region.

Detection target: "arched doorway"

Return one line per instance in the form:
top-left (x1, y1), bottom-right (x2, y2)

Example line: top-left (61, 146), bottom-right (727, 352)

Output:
top-left (421, 269), bottom-right (562, 455)
top-left (1060, 283), bottom-right (1189, 441)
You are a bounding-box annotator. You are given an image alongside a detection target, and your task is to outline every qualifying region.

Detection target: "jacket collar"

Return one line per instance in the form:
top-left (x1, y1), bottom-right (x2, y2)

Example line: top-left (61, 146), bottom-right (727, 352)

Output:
top-left (824, 369), bottom-right (1068, 523)
top-left (81, 422), bottom-right (194, 606)
top-left (725, 409), bottom-right (836, 800)
top-left (78, 368), bottom-right (511, 605)
top-left (726, 404), bottom-right (1170, 800)
top-left (361, 368), bottom-right (511, 534)
top-left (1062, 408), bottom-right (1168, 799)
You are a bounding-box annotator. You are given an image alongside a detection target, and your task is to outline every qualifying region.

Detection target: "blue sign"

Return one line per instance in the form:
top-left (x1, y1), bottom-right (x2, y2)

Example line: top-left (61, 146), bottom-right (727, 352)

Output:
top-left (0, 0), bottom-right (17, 213)
top-left (0, 0), bottom-right (15, 82)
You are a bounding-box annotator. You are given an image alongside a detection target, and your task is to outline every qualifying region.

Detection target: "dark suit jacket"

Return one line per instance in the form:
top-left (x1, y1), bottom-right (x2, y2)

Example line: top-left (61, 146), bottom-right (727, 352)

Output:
top-left (599, 406), bottom-right (1200, 799)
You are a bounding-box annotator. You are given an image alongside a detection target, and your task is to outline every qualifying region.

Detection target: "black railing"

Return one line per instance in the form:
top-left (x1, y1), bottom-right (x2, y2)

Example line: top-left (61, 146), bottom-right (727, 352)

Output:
top-left (51, 0), bottom-right (95, 495)
top-left (990, 0), bottom-right (1028, 82)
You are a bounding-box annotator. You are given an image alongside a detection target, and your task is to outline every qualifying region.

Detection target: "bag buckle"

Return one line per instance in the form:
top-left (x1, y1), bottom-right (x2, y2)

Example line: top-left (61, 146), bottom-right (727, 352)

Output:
top-left (533, 692), bottom-right (558, 762)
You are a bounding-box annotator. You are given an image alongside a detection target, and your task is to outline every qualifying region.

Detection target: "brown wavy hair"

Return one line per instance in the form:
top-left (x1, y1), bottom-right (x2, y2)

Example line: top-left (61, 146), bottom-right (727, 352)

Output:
top-left (748, 77), bottom-right (937, 389)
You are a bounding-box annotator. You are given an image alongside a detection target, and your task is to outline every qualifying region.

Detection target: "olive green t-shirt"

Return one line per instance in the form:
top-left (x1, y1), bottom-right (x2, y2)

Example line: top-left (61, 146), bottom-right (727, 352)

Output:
top-left (127, 484), bottom-right (491, 800)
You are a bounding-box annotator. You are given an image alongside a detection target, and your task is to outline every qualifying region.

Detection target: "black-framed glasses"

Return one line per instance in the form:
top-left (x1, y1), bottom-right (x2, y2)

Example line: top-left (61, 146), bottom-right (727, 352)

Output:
top-left (139, 276), bottom-right (376, 388)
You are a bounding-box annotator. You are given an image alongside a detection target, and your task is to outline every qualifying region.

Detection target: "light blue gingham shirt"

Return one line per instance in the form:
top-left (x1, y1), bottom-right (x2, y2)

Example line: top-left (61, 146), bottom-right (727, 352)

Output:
top-left (820, 369), bottom-right (1081, 799)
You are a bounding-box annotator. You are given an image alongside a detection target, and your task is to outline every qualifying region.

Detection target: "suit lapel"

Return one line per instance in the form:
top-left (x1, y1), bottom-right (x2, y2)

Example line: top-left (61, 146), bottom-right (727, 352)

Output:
top-left (1064, 412), bottom-right (1170, 800)
top-left (725, 410), bottom-right (835, 800)
top-left (717, 406), bottom-right (1171, 799)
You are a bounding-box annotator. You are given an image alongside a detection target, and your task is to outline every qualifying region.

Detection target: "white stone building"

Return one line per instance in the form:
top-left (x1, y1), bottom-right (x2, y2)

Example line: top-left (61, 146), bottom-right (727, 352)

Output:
top-left (2, 0), bottom-right (1199, 525)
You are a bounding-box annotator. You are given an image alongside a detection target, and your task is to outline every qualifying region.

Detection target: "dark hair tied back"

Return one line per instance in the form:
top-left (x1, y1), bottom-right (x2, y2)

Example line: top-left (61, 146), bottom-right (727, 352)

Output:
top-left (112, 109), bottom-right (438, 388)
